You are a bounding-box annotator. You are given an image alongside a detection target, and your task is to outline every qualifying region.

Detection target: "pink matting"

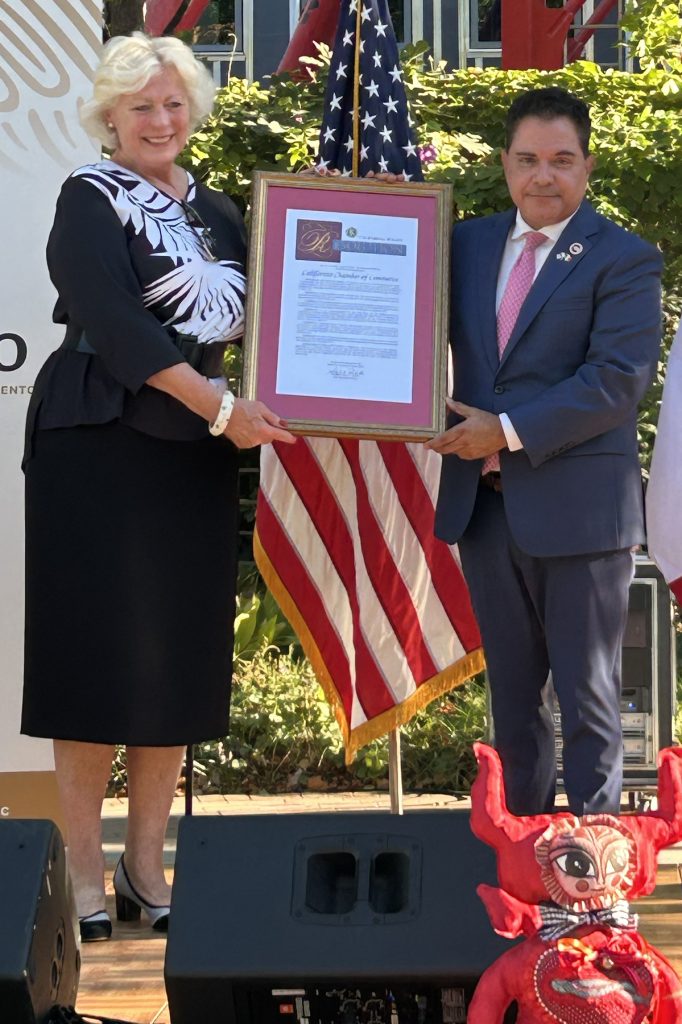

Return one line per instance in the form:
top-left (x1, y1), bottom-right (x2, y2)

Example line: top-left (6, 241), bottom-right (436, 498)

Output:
top-left (255, 183), bottom-right (438, 427)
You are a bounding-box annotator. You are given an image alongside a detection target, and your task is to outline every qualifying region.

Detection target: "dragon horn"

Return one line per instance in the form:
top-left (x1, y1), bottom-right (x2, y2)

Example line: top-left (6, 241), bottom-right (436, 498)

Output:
top-left (626, 746), bottom-right (682, 894)
top-left (470, 742), bottom-right (556, 846)
top-left (652, 746), bottom-right (682, 838)
top-left (470, 743), bottom-right (575, 904)
top-left (605, 747), bottom-right (682, 900)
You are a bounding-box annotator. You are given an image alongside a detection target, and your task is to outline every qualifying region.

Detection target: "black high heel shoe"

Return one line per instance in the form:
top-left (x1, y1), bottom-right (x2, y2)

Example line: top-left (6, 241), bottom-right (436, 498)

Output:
top-left (78, 910), bottom-right (112, 942)
top-left (113, 855), bottom-right (170, 932)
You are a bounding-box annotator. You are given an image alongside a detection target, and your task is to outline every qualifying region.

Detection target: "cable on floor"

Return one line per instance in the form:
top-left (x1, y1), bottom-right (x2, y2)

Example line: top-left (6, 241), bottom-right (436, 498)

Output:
top-left (49, 1007), bottom-right (137, 1024)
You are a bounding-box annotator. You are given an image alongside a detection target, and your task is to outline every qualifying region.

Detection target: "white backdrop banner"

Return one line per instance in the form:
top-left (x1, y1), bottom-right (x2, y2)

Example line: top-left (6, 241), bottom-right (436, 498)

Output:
top-left (0, 0), bottom-right (101, 816)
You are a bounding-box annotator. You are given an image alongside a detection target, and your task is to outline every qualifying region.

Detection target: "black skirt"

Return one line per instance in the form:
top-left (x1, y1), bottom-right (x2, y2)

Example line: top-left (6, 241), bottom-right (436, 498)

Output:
top-left (22, 422), bottom-right (240, 746)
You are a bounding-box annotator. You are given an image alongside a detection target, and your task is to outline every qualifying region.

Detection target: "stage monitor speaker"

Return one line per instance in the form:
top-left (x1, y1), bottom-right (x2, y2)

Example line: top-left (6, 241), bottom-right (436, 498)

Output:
top-left (0, 819), bottom-right (79, 1023)
top-left (165, 810), bottom-right (515, 1024)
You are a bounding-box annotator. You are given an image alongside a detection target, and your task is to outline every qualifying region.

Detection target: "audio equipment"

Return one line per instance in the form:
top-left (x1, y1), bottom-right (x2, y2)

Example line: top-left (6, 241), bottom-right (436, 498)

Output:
top-left (553, 556), bottom-right (677, 790)
top-left (165, 810), bottom-right (516, 1023)
top-left (0, 819), bottom-right (79, 1023)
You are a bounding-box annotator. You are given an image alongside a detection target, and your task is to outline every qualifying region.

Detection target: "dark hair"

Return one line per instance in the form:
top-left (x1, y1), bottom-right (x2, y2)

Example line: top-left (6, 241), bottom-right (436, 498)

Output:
top-left (505, 87), bottom-right (591, 156)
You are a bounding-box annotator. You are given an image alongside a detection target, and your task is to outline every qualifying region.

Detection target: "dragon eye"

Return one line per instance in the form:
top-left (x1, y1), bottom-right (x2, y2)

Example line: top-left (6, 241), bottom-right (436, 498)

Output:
top-left (555, 851), bottom-right (596, 878)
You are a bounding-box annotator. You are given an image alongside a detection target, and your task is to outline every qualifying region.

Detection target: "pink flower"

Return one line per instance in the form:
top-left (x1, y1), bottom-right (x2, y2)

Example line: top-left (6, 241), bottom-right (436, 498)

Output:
top-left (419, 144), bottom-right (437, 165)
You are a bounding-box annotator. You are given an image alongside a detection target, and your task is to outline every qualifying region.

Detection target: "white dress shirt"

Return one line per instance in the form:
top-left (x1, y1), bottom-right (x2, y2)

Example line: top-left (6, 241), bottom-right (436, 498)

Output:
top-left (497, 209), bottom-right (578, 452)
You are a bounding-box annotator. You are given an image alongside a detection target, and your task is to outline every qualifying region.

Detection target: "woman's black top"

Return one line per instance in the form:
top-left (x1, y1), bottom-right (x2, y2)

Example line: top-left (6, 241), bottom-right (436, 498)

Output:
top-left (24, 162), bottom-right (247, 461)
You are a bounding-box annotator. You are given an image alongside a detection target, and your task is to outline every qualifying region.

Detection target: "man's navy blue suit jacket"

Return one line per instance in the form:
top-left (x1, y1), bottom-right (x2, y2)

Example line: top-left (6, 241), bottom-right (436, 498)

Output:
top-left (435, 199), bottom-right (663, 558)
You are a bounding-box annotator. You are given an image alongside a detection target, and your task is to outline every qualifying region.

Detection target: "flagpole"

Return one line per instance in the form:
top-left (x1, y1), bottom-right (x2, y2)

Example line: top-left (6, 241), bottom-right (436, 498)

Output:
top-left (351, 1), bottom-right (362, 176)
top-left (351, 3), bottom-right (404, 812)
top-left (388, 728), bottom-right (404, 814)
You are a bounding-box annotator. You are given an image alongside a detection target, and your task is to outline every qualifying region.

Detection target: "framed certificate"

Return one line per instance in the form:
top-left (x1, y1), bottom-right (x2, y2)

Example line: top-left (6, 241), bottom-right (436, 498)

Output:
top-left (242, 171), bottom-right (452, 441)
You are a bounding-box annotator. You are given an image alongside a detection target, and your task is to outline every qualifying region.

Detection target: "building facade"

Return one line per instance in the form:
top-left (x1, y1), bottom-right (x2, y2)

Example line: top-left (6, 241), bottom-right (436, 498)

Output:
top-left (186, 1), bottom-right (632, 85)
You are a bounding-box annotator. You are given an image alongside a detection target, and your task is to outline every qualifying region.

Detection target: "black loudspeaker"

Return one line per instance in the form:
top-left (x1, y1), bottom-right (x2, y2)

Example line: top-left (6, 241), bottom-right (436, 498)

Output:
top-left (0, 820), bottom-right (80, 1023)
top-left (165, 811), bottom-right (515, 1024)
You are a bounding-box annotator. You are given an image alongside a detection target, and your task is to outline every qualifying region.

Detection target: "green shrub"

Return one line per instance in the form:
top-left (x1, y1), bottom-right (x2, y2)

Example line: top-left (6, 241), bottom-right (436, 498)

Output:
top-left (187, 643), bottom-right (488, 795)
top-left (621, 0), bottom-right (682, 70)
top-left (233, 565), bottom-right (300, 661)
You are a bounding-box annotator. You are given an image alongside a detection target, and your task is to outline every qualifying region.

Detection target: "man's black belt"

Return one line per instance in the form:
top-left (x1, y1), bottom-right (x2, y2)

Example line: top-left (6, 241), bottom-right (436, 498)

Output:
top-left (64, 331), bottom-right (228, 379)
top-left (480, 471), bottom-right (503, 492)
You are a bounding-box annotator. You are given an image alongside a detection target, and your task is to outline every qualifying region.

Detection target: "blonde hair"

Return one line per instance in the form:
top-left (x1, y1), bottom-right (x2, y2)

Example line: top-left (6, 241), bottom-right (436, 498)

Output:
top-left (80, 32), bottom-right (216, 148)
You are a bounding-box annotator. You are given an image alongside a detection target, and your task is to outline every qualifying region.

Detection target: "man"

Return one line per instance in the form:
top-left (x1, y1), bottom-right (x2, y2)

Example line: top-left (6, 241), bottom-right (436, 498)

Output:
top-left (428, 87), bottom-right (662, 816)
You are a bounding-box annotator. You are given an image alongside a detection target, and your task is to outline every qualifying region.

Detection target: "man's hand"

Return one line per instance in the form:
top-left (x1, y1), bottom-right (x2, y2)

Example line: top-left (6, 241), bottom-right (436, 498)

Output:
top-left (425, 398), bottom-right (506, 459)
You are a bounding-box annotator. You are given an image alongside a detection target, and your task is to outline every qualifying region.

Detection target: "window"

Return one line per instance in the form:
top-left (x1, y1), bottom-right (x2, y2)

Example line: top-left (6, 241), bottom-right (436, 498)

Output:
top-left (462, 0), bottom-right (501, 66)
top-left (473, 0), bottom-right (500, 44)
top-left (178, 1), bottom-right (245, 85)
top-left (179, 1), bottom-right (240, 45)
top-left (289, 1), bottom-right (410, 47)
top-left (389, 0), bottom-right (409, 44)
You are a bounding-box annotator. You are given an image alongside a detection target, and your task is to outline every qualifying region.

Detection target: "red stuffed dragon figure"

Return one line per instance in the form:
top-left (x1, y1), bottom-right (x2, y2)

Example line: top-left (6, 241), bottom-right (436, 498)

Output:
top-left (468, 742), bottom-right (682, 1024)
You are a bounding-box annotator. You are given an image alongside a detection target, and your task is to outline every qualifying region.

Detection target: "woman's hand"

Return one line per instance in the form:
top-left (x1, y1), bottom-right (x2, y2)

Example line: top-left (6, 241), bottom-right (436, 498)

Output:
top-left (302, 166), bottom-right (407, 184)
top-left (224, 398), bottom-right (296, 449)
top-left (365, 170), bottom-right (408, 184)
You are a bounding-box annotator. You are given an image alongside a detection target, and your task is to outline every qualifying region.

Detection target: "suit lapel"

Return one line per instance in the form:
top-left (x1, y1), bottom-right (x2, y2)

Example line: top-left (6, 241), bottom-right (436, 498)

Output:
top-left (498, 201), bottom-right (601, 370)
top-left (475, 210), bottom-right (515, 374)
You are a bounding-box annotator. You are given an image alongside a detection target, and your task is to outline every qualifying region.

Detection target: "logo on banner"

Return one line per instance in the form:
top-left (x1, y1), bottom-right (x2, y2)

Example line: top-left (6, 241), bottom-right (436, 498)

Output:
top-left (0, 333), bottom-right (27, 372)
top-left (295, 219), bottom-right (343, 262)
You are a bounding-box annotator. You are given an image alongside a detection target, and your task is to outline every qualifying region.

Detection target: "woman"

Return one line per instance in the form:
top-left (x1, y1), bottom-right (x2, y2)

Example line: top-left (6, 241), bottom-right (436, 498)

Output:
top-left (21, 32), bottom-right (294, 941)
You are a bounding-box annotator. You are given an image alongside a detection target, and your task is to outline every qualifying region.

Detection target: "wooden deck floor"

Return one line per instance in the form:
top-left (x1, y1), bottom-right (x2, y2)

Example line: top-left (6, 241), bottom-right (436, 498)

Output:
top-left (77, 880), bottom-right (169, 1024)
top-left (73, 797), bottom-right (682, 1024)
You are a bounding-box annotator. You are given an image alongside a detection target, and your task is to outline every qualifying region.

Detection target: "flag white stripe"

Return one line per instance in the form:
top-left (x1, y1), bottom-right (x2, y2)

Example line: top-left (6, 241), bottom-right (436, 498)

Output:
top-left (358, 442), bottom-right (467, 670)
top-left (307, 439), bottom-right (420, 705)
top-left (408, 443), bottom-right (442, 505)
top-left (260, 447), bottom-right (366, 728)
top-left (407, 445), bottom-right (466, 572)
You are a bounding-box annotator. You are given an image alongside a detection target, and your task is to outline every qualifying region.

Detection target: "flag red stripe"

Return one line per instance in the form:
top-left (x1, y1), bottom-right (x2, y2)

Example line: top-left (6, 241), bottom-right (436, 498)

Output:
top-left (274, 441), bottom-right (396, 718)
top-left (378, 442), bottom-right (482, 651)
top-left (671, 577), bottom-right (682, 604)
top-left (339, 439), bottom-right (440, 684)
top-left (255, 494), bottom-right (355, 713)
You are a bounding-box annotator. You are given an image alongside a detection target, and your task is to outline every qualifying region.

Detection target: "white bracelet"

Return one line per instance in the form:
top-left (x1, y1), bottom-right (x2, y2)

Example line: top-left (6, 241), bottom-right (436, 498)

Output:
top-left (208, 389), bottom-right (235, 436)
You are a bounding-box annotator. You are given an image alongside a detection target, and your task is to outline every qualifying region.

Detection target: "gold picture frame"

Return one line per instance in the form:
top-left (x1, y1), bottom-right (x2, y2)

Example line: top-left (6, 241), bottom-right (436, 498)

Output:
top-left (242, 171), bottom-right (452, 441)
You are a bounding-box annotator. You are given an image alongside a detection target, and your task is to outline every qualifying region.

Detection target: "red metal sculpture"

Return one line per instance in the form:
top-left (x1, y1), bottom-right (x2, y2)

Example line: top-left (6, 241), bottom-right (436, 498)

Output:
top-left (277, 0), bottom-right (341, 76)
top-left (502, 0), bottom-right (620, 70)
top-left (144, 0), bottom-right (211, 37)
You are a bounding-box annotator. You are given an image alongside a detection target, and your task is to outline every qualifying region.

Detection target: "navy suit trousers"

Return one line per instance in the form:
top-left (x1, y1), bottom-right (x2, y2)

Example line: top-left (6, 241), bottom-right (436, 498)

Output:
top-left (458, 485), bottom-right (634, 816)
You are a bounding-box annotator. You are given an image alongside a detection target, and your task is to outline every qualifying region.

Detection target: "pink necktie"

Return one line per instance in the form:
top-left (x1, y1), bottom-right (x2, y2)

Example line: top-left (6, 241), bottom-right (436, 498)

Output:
top-left (482, 230), bottom-right (548, 475)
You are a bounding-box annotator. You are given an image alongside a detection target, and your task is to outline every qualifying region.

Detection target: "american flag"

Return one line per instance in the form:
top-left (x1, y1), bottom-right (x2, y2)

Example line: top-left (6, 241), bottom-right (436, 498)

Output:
top-left (253, 0), bottom-right (484, 760)
top-left (316, 0), bottom-right (423, 180)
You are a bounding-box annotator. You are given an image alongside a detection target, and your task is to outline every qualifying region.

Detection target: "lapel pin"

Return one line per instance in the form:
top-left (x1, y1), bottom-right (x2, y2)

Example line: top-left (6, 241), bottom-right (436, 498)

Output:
top-left (569, 242), bottom-right (584, 255)
top-left (556, 251), bottom-right (572, 261)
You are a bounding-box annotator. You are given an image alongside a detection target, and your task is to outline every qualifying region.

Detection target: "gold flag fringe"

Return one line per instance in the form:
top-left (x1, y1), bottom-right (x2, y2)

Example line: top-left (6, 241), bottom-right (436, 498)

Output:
top-left (254, 525), bottom-right (486, 766)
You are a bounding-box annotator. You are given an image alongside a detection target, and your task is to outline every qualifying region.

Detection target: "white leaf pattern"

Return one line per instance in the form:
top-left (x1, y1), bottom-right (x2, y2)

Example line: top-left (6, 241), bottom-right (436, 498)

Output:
top-left (72, 162), bottom-right (246, 343)
top-left (144, 257), bottom-right (246, 342)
